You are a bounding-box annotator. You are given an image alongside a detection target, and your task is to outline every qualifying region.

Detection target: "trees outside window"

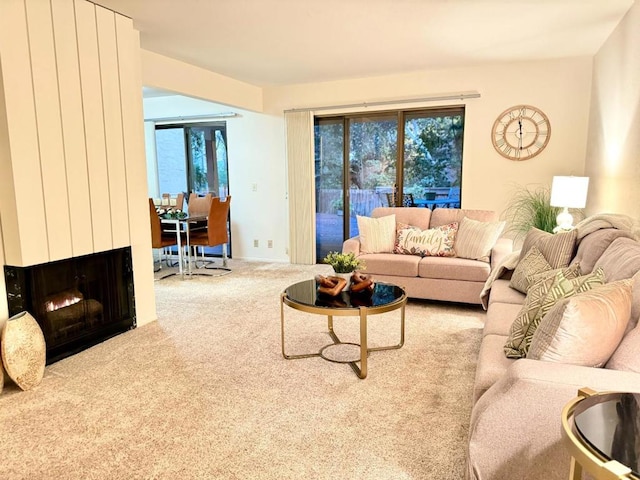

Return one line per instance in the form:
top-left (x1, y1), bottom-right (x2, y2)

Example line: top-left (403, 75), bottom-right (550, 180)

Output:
top-left (315, 107), bottom-right (464, 261)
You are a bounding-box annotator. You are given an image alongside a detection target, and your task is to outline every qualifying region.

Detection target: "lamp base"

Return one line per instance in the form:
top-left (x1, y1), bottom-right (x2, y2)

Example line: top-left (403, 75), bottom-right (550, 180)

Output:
top-left (553, 207), bottom-right (574, 233)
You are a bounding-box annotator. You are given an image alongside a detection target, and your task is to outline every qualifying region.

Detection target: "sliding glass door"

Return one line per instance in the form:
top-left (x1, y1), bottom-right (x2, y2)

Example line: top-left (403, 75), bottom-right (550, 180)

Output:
top-left (155, 122), bottom-right (230, 257)
top-left (315, 106), bottom-right (464, 262)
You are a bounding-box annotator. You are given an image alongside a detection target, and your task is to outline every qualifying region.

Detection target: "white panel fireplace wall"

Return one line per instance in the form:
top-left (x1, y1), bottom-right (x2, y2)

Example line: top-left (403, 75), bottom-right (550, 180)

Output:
top-left (0, 0), bottom-right (156, 327)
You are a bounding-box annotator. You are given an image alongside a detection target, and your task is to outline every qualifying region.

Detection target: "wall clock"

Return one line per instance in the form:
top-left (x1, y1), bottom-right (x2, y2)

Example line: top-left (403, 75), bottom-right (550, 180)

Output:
top-left (491, 105), bottom-right (551, 161)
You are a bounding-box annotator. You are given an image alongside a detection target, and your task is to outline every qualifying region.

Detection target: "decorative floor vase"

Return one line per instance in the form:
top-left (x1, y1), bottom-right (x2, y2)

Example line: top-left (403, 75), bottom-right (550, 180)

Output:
top-left (1, 311), bottom-right (46, 391)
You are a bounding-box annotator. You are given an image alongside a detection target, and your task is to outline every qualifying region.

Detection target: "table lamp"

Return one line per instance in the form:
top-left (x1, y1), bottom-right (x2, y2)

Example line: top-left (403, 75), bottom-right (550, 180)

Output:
top-left (550, 176), bottom-right (589, 232)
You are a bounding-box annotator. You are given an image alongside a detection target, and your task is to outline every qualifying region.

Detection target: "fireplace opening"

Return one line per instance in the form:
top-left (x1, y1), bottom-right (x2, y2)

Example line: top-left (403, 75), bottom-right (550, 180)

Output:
top-left (4, 247), bottom-right (135, 364)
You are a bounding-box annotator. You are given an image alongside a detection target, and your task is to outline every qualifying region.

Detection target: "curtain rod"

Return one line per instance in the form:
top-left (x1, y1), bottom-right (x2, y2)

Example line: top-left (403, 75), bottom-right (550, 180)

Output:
top-left (146, 113), bottom-right (240, 125)
top-left (283, 91), bottom-right (481, 113)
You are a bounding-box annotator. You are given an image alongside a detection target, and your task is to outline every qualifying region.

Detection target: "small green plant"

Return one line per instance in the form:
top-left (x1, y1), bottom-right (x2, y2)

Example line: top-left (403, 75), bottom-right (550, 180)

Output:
top-left (322, 251), bottom-right (365, 273)
top-left (502, 184), bottom-right (560, 241)
top-left (331, 197), bottom-right (343, 212)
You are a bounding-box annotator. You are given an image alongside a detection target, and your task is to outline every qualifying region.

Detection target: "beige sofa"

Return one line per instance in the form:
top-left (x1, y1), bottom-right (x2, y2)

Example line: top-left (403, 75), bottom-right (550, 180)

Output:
top-left (342, 207), bottom-right (512, 304)
top-left (467, 225), bottom-right (640, 480)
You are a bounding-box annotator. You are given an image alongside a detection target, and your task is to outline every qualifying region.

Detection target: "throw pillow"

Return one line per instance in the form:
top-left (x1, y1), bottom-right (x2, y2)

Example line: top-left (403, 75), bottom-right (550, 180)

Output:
top-left (509, 246), bottom-right (552, 293)
top-left (606, 324), bottom-right (640, 374)
top-left (454, 217), bottom-right (505, 263)
top-left (528, 280), bottom-right (633, 367)
top-left (357, 214), bottom-right (396, 254)
top-left (394, 222), bottom-right (458, 257)
top-left (519, 227), bottom-right (578, 269)
top-left (503, 267), bottom-right (605, 358)
top-left (525, 262), bottom-right (582, 293)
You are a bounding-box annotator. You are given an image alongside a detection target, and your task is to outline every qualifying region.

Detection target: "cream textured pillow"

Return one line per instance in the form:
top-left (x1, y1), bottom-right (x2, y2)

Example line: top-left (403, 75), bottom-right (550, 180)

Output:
top-left (519, 228), bottom-right (578, 268)
top-left (504, 267), bottom-right (605, 358)
top-left (509, 246), bottom-right (552, 293)
top-left (606, 324), bottom-right (640, 373)
top-left (454, 217), bottom-right (505, 262)
top-left (528, 280), bottom-right (633, 367)
top-left (357, 214), bottom-right (396, 254)
top-left (394, 222), bottom-right (458, 257)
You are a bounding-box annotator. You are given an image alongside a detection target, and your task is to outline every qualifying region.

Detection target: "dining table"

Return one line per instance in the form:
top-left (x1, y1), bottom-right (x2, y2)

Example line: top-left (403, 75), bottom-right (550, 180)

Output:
top-left (413, 197), bottom-right (460, 210)
top-left (160, 215), bottom-right (207, 277)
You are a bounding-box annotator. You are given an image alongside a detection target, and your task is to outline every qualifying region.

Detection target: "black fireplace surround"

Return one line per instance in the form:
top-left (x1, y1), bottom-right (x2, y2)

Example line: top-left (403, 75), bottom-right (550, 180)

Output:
top-left (4, 247), bottom-right (136, 364)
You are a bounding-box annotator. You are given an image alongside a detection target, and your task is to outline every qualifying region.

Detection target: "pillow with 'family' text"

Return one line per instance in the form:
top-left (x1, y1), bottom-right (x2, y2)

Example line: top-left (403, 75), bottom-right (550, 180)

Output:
top-left (395, 222), bottom-right (458, 257)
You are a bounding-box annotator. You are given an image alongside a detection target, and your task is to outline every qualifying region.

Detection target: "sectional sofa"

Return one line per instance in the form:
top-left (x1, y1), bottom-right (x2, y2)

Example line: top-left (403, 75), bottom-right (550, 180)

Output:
top-left (467, 221), bottom-right (640, 480)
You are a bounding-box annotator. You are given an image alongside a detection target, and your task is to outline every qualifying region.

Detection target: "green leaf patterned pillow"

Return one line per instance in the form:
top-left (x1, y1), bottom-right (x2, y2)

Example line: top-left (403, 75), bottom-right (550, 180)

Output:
top-left (510, 246), bottom-right (552, 293)
top-left (504, 267), bottom-right (605, 359)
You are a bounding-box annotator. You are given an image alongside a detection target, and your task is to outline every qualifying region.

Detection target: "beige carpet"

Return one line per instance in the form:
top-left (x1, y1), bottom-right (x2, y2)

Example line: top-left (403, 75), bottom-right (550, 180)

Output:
top-left (0, 260), bottom-right (485, 479)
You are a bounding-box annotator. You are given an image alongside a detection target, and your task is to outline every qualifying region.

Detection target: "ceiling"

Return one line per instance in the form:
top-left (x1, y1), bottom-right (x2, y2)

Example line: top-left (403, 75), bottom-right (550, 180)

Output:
top-left (95, 0), bottom-right (634, 88)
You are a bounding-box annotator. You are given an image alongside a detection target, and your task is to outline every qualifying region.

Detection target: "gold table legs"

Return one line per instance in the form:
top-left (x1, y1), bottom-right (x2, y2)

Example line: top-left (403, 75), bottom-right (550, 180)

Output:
top-left (280, 292), bottom-right (406, 379)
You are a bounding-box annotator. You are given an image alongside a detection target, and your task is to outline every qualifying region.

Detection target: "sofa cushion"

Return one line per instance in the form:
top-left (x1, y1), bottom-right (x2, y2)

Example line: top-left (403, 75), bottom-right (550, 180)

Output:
top-left (607, 323), bottom-right (640, 373)
top-left (372, 207), bottom-right (432, 230)
top-left (454, 217), bottom-right (505, 263)
top-left (594, 237), bottom-right (640, 283)
top-left (487, 279), bottom-right (526, 306)
top-left (484, 302), bottom-right (523, 337)
top-left (519, 227), bottom-right (577, 268)
top-left (357, 214), bottom-right (396, 253)
top-left (509, 246), bottom-right (551, 293)
top-left (418, 256), bottom-right (491, 282)
top-left (394, 222), bottom-right (458, 257)
top-left (357, 253), bottom-right (420, 277)
top-left (528, 279), bottom-right (632, 367)
top-left (570, 228), bottom-right (632, 274)
top-left (503, 268), bottom-right (605, 359)
top-left (430, 208), bottom-right (498, 227)
top-left (473, 334), bottom-right (516, 402)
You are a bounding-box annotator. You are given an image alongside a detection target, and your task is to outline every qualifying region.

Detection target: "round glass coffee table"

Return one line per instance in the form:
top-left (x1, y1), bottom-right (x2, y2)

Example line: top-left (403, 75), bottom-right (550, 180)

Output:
top-left (562, 387), bottom-right (640, 479)
top-left (280, 279), bottom-right (406, 379)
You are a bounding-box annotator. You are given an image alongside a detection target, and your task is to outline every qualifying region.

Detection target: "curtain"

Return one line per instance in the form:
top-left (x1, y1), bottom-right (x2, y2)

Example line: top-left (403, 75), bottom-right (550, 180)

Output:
top-left (285, 111), bottom-right (315, 264)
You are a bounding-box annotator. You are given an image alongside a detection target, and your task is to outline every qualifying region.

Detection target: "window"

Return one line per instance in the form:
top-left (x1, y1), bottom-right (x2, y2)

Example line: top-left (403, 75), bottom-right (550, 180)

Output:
top-left (154, 122), bottom-right (231, 257)
top-left (314, 106), bottom-right (464, 261)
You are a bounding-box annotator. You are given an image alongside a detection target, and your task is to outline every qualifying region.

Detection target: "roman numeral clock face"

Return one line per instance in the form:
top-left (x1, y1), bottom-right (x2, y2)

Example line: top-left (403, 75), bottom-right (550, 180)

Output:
top-left (491, 105), bottom-right (551, 161)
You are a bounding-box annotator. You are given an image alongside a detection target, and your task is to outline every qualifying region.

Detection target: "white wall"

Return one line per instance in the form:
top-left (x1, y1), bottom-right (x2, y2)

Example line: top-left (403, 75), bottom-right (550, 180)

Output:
top-left (585, 0), bottom-right (640, 219)
top-left (143, 96), bottom-right (289, 261)
top-left (264, 57), bottom-right (594, 217)
top-left (141, 54), bottom-right (594, 264)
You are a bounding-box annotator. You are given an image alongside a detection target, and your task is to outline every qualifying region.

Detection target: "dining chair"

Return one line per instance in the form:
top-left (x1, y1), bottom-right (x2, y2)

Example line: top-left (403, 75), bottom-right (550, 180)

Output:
top-left (189, 196), bottom-right (232, 274)
top-left (386, 192), bottom-right (415, 207)
top-left (187, 193), bottom-right (212, 216)
top-left (149, 198), bottom-right (184, 276)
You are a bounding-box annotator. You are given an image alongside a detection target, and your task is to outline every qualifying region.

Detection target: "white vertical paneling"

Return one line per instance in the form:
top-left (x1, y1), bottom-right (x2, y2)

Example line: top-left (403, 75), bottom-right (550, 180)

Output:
top-left (75, 0), bottom-right (112, 253)
top-left (25, 0), bottom-right (72, 262)
top-left (97, 6), bottom-right (129, 248)
top-left (51, 0), bottom-right (93, 257)
top-left (0, 0), bottom-right (48, 266)
top-left (285, 111), bottom-right (315, 264)
top-left (117, 20), bottom-right (156, 325)
top-left (0, 219), bottom-right (7, 323)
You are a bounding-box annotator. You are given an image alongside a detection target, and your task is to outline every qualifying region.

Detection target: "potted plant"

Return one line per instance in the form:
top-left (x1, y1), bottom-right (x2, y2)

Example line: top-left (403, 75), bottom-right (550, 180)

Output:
top-left (331, 197), bottom-right (344, 216)
top-left (502, 184), bottom-right (565, 242)
top-left (323, 251), bottom-right (365, 273)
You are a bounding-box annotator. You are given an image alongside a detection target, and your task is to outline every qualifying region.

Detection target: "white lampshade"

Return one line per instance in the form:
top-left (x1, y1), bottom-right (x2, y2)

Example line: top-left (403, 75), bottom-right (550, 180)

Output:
top-left (550, 176), bottom-right (589, 208)
top-left (550, 176), bottom-right (589, 232)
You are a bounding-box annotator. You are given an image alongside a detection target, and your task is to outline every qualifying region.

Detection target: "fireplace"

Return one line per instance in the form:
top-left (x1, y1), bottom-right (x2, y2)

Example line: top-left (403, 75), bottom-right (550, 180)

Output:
top-left (4, 247), bottom-right (136, 364)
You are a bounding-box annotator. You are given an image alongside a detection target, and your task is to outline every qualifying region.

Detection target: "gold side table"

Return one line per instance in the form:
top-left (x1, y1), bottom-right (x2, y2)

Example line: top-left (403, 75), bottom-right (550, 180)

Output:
top-left (561, 387), bottom-right (640, 480)
top-left (280, 279), bottom-right (406, 379)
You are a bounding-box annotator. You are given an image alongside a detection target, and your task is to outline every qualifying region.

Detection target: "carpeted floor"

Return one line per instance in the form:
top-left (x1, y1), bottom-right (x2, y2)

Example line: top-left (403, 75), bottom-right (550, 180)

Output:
top-left (0, 260), bottom-right (485, 479)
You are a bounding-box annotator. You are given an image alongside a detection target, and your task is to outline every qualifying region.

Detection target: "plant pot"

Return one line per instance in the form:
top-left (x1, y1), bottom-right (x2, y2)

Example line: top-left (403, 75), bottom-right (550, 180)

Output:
top-left (333, 272), bottom-right (353, 290)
